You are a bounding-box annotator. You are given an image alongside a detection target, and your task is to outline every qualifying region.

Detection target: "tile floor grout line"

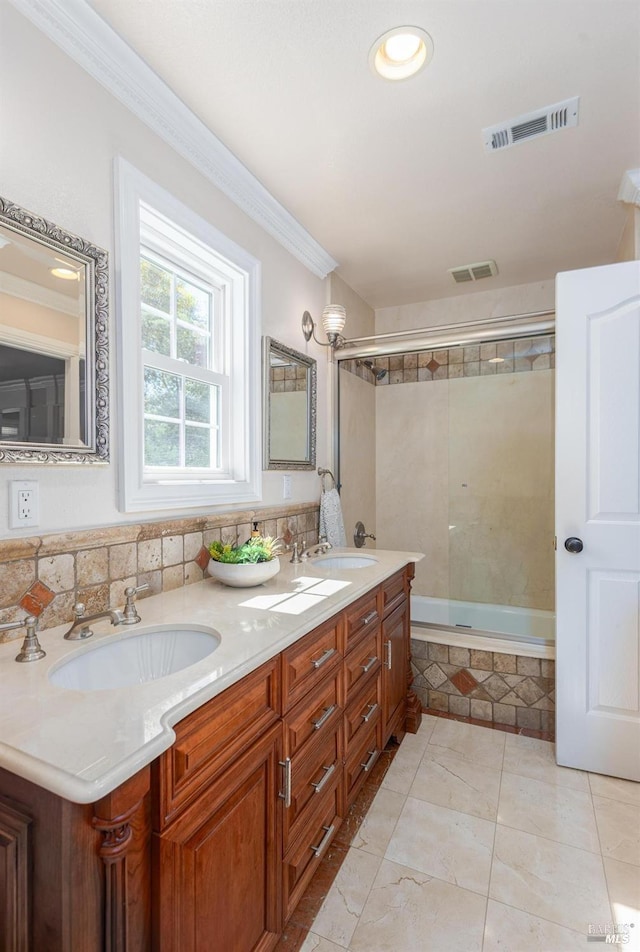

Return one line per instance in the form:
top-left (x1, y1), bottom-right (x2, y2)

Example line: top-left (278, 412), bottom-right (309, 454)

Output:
top-left (482, 742), bottom-right (507, 950)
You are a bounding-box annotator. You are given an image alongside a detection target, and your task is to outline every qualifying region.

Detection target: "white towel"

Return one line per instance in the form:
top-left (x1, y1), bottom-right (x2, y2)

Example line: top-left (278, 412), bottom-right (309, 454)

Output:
top-left (319, 488), bottom-right (347, 547)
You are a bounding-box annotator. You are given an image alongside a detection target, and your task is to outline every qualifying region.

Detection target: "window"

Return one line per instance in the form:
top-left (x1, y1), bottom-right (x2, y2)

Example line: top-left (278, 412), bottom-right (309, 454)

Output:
top-left (116, 160), bottom-right (261, 511)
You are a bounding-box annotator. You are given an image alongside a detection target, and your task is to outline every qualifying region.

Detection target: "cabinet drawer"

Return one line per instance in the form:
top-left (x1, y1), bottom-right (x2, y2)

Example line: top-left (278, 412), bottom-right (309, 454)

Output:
top-left (345, 627), bottom-right (381, 700)
top-left (345, 674), bottom-right (381, 751)
top-left (282, 617), bottom-right (342, 712)
top-left (284, 724), bottom-right (342, 850)
top-left (344, 716), bottom-right (382, 808)
top-left (382, 569), bottom-right (407, 619)
top-left (344, 591), bottom-right (380, 651)
top-left (282, 784), bottom-right (341, 921)
top-left (154, 657), bottom-right (280, 828)
top-left (284, 668), bottom-right (343, 760)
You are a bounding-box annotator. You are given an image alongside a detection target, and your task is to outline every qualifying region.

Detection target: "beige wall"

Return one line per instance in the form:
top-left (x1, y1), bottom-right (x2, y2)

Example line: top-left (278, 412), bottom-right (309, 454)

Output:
top-left (0, 7), bottom-right (328, 536)
top-left (616, 206), bottom-right (640, 262)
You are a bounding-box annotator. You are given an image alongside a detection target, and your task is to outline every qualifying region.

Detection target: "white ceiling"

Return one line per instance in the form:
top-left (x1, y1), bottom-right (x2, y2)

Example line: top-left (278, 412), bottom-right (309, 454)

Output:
top-left (88, 0), bottom-right (640, 308)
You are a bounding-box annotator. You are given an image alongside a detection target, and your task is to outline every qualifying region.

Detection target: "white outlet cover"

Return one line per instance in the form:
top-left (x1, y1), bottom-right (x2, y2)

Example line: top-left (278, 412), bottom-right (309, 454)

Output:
top-left (9, 480), bottom-right (39, 529)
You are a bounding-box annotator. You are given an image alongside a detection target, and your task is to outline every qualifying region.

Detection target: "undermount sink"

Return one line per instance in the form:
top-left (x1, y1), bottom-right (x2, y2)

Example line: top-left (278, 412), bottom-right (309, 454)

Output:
top-left (311, 555), bottom-right (378, 570)
top-left (49, 626), bottom-right (221, 692)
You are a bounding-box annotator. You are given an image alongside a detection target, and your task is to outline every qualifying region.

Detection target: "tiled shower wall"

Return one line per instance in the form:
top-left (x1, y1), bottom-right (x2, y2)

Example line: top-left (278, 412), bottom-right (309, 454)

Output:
top-left (0, 503), bottom-right (319, 644)
top-left (411, 637), bottom-right (555, 734)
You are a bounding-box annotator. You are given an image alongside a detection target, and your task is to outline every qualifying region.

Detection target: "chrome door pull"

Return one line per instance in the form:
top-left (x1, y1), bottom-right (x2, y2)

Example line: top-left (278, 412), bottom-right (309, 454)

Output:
top-left (360, 749), bottom-right (378, 773)
top-left (278, 757), bottom-right (292, 808)
top-left (310, 824), bottom-right (335, 858)
top-left (360, 610), bottom-right (378, 626)
top-left (385, 638), bottom-right (392, 670)
top-left (311, 704), bottom-right (337, 731)
top-left (310, 762), bottom-right (336, 794)
top-left (361, 656), bottom-right (378, 673)
top-left (312, 647), bottom-right (336, 669)
top-left (361, 702), bottom-right (378, 723)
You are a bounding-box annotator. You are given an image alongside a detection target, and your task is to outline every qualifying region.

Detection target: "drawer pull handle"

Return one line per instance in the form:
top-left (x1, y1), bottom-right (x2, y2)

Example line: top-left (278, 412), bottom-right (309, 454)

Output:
top-left (311, 762), bottom-right (336, 794)
top-left (311, 704), bottom-right (337, 731)
top-left (312, 647), bottom-right (336, 669)
top-left (361, 655), bottom-right (378, 674)
top-left (360, 749), bottom-right (378, 773)
top-left (310, 824), bottom-right (335, 858)
top-left (278, 757), bottom-right (292, 808)
top-left (385, 638), bottom-right (392, 670)
top-left (361, 702), bottom-right (378, 723)
top-left (360, 610), bottom-right (378, 627)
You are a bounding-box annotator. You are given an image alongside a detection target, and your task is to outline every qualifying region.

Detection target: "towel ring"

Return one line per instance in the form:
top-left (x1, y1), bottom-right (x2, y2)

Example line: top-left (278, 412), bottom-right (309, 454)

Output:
top-left (318, 467), bottom-right (337, 491)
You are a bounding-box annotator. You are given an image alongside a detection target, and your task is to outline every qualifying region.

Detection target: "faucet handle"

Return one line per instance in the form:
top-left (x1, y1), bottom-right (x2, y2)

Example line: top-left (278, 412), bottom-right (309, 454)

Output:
top-left (15, 614), bottom-right (46, 664)
top-left (121, 584), bottom-right (148, 625)
top-left (73, 602), bottom-right (86, 618)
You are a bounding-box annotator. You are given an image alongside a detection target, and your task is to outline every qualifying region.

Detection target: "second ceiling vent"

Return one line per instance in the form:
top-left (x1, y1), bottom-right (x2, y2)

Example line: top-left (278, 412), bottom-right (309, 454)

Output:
top-left (483, 96), bottom-right (579, 152)
top-left (448, 259), bottom-right (498, 284)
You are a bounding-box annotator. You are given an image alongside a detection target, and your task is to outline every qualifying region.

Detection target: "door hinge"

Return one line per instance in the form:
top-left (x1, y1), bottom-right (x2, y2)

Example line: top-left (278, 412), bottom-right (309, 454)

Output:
top-left (553, 535), bottom-right (557, 551)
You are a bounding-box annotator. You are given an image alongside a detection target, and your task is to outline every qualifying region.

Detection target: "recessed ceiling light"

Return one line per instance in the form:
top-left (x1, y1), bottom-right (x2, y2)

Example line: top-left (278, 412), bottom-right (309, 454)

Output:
top-left (50, 267), bottom-right (79, 280)
top-left (369, 27), bottom-right (434, 81)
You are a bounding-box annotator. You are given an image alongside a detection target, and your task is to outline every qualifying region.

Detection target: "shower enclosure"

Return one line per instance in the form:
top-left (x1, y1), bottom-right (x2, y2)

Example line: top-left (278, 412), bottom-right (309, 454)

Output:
top-left (338, 324), bottom-right (556, 647)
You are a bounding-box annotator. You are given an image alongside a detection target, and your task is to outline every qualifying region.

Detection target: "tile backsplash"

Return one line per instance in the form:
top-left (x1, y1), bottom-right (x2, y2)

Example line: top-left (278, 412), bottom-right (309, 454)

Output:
top-left (0, 503), bottom-right (319, 643)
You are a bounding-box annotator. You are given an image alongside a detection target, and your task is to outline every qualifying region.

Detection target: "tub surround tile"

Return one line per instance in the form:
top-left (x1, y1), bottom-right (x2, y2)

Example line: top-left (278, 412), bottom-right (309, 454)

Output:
top-left (489, 825), bottom-right (611, 933)
top-left (483, 900), bottom-right (588, 951)
top-left (498, 771), bottom-right (601, 852)
top-left (593, 796), bottom-right (640, 866)
top-left (349, 859), bottom-right (486, 952)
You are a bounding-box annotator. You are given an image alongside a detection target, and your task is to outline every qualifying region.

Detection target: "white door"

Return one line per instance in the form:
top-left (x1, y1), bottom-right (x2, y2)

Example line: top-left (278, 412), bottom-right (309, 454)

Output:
top-left (556, 260), bottom-right (640, 781)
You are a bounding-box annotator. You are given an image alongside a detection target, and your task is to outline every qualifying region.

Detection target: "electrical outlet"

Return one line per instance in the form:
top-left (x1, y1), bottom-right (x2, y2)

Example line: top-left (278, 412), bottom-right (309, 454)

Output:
top-left (9, 480), bottom-right (39, 529)
top-left (282, 474), bottom-right (292, 500)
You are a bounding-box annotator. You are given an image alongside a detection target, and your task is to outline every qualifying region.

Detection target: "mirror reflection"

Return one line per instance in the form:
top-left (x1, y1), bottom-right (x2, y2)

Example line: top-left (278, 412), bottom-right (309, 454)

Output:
top-left (0, 198), bottom-right (109, 463)
top-left (263, 337), bottom-right (316, 470)
top-left (0, 223), bottom-right (87, 445)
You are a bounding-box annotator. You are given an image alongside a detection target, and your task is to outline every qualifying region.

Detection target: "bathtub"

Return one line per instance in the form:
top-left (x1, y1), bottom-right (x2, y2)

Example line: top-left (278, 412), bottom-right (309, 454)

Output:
top-left (411, 594), bottom-right (555, 659)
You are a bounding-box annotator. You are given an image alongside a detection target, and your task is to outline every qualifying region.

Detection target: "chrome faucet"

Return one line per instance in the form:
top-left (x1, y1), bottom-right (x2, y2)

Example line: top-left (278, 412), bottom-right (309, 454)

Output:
top-left (0, 614), bottom-right (46, 663)
top-left (303, 536), bottom-right (332, 559)
top-left (64, 584), bottom-right (149, 640)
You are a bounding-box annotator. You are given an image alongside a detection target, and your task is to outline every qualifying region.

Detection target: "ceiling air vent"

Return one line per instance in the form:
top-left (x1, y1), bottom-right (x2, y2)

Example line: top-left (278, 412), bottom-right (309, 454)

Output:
top-left (449, 259), bottom-right (498, 284)
top-left (483, 96), bottom-right (579, 152)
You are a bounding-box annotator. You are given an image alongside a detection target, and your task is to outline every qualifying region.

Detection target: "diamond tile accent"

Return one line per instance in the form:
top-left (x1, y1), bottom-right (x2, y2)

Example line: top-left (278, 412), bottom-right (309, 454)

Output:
top-left (19, 580), bottom-right (55, 617)
top-left (195, 545), bottom-right (211, 571)
top-left (450, 669), bottom-right (479, 696)
top-left (426, 359), bottom-right (440, 373)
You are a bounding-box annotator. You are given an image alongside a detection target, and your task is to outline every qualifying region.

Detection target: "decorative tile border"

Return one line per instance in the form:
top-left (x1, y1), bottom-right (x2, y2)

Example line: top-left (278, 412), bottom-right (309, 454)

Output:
top-left (0, 503), bottom-right (319, 643)
top-left (410, 638), bottom-right (555, 734)
top-left (340, 335), bottom-right (555, 385)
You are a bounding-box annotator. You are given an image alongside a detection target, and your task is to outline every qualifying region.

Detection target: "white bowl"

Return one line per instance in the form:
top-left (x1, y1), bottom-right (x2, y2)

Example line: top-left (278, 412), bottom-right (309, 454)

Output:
top-left (207, 557), bottom-right (281, 587)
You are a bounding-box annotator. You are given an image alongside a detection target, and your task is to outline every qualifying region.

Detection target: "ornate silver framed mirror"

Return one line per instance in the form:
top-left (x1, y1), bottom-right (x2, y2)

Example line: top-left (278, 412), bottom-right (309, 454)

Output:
top-left (263, 337), bottom-right (316, 470)
top-left (0, 197), bottom-right (109, 463)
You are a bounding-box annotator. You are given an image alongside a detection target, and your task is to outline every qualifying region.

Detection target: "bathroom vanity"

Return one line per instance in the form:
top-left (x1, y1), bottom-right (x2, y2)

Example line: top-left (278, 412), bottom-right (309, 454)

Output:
top-left (0, 550), bottom-right (421, 951)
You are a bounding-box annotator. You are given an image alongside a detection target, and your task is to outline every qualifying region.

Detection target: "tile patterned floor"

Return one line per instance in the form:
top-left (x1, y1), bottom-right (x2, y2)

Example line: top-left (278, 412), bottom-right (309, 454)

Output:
top-left (277, 716), bottom-right (640, 952)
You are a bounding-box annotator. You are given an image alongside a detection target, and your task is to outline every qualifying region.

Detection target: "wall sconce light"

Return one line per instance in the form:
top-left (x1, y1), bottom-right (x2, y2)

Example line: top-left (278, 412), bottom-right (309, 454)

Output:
top-left (301, 305), bottom-right (347, 349)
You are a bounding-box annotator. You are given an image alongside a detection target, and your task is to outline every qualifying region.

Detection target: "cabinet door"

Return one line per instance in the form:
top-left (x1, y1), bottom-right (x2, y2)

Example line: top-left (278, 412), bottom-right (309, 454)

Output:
top-left (382, 601), bottom-right (408, 744)
top-left (155, 723), bottom-right (282, 952)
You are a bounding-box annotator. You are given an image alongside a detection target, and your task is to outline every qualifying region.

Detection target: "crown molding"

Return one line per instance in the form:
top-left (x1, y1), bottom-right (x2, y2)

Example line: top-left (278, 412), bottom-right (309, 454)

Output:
top-left (8, 0), bottom-right (339, 279)
top-left (618, 169), bottom-right (640, 207)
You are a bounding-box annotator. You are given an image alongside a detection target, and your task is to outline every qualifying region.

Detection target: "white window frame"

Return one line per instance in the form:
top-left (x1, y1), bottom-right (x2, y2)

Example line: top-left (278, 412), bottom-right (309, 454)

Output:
top-left (115, 158), bottom-right (261, 512)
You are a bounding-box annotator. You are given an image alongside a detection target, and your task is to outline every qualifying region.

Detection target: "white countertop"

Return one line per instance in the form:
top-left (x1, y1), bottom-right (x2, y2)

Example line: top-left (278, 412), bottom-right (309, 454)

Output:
top-left (0, 548), bottom-right (422, 804)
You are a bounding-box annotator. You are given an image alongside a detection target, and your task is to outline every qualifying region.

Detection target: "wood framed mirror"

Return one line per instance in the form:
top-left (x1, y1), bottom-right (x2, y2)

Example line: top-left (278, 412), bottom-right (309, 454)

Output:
top-left (0, 196), bottom-right (109, 463)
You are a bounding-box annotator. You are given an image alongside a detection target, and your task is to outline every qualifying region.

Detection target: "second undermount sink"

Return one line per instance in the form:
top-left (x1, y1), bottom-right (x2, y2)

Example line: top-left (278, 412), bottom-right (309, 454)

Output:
top-left (311, 555), bottom-right (378, 570)
top-left (49, 625), bottom-right (221, 692)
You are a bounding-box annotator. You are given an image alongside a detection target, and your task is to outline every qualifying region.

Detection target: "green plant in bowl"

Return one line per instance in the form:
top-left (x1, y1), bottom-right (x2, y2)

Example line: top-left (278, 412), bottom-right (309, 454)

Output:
top-left (206, 536), bottom-right (284, 587)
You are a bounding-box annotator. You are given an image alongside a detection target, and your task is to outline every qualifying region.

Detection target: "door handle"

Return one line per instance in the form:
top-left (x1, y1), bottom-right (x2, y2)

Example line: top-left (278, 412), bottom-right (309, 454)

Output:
top-left (564, 537), bottom-right (583, 553)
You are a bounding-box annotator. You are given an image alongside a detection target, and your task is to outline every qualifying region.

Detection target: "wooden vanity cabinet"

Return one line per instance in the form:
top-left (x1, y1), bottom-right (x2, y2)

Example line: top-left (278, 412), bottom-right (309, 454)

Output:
top-left (0, 564), bottom-right (420, 952)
